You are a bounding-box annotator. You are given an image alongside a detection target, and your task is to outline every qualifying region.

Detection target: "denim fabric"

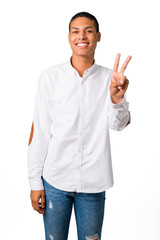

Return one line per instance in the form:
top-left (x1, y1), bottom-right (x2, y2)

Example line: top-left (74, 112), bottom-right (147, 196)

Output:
top-left (42, 178), bottom-right (106, 240)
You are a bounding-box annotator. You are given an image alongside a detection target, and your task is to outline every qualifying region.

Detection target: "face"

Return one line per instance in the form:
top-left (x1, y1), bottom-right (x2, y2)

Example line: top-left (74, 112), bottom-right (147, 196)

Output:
top-left (68, 17), bottom-right (101, 58)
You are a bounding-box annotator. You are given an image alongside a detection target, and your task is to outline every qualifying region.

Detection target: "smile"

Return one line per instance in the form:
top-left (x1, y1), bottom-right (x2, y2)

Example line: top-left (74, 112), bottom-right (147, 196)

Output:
top-left (76, 43), bottom-right (89, 48)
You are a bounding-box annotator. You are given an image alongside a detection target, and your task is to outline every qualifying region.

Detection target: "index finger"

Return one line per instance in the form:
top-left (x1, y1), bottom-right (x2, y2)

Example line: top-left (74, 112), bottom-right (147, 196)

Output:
top-left (120, 55), bottom-right (132, 74)
top-left (113, 53), bottom-right (121, 72)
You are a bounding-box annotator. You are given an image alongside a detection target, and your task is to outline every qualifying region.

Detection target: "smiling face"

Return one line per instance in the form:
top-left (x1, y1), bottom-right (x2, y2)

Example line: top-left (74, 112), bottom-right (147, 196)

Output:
top-left (68, 17), bottom-right (101, 59)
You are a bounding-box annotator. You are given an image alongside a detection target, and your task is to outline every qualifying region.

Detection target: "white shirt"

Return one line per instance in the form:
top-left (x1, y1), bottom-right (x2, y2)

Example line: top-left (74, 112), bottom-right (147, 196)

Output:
top-left (27, 60), bottom-right (130, 193)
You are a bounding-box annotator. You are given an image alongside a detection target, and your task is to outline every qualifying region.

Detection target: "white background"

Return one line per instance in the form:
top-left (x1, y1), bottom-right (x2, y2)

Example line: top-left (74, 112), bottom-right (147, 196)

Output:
top-left (0, 0), bottom-right (160, 239)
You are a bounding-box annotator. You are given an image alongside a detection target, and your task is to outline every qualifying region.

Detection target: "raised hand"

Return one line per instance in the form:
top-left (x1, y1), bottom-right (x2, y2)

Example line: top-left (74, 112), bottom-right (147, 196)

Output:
top-left (110, 54), bottom-right (132, 104)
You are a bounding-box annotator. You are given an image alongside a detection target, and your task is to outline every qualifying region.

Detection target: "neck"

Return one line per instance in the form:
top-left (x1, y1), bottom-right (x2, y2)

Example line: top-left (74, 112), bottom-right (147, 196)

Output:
top-left (71, 54), bottom-right (94, 77)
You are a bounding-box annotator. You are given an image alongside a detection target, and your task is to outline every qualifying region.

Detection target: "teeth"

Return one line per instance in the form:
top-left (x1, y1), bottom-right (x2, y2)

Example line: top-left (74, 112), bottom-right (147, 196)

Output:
top-left (77, 43), bottom-right (88, 46)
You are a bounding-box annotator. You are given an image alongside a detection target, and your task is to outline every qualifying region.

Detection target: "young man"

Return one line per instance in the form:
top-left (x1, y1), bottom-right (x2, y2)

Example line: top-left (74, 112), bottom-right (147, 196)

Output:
top-left (28, 12), bottom-right (131, 240)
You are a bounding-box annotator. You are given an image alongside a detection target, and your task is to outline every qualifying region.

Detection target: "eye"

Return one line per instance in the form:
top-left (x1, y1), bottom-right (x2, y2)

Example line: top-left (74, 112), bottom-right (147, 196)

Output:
top-left (72, 31), bottom-right (78, 34)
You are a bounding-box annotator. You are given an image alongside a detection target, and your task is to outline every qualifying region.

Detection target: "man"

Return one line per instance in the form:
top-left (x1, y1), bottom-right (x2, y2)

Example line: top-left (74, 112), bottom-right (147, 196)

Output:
top-left (28, 12), bottom-right (131, 240)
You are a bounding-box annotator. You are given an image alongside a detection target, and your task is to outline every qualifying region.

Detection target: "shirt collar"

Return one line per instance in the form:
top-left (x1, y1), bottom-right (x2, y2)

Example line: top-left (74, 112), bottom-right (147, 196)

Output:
top-left (67, 57), bottom-right (96, 77)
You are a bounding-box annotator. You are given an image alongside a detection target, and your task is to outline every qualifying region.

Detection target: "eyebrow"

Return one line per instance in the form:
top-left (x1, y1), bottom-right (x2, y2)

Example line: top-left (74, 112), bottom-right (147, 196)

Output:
top-left (71, 26), bottom-right (93, 30)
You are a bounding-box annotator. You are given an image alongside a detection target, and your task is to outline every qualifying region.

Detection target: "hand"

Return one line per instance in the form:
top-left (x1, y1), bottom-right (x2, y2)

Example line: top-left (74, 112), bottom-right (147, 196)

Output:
top-left (110, 54), bottom-right (132, 104)
top-left (30, 190), bottom-right (45, 214)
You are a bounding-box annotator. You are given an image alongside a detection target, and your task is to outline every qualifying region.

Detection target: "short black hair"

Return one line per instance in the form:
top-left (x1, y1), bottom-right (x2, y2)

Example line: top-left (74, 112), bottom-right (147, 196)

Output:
top-left (69, 12), bottom-right (99, 33)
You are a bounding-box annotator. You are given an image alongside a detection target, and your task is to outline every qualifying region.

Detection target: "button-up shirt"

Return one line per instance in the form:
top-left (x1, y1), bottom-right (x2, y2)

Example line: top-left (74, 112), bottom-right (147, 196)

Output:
top-left (27, 60), bottom-right (130, 193)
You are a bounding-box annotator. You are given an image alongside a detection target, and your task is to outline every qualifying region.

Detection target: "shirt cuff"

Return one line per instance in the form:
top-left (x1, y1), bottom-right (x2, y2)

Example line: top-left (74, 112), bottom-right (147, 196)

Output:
top-left (109, 96), bottom-right (129, 110)
top-left (29, 180), bottom-right (44, 191)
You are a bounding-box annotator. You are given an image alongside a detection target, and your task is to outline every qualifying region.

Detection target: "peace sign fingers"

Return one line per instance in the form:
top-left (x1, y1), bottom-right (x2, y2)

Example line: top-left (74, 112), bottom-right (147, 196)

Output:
top-left (113, 54), bottom-right (132, 74)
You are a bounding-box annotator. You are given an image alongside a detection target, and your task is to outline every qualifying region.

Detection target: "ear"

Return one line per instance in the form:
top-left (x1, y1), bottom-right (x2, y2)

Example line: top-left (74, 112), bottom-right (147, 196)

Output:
top-left (97, 32), bottom-right (101, 42)
top-left (68, 33), bottom-right (71, 44)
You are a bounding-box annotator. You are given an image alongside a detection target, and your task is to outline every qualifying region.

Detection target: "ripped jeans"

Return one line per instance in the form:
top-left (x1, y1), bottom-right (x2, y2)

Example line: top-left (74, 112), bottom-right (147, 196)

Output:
top-left (42, 178), bottom-right (106, 240)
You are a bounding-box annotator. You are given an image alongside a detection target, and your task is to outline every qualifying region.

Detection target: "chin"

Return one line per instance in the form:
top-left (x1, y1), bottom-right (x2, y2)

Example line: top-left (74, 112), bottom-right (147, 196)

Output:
top-left (73, 50), bottom-right (94, 58)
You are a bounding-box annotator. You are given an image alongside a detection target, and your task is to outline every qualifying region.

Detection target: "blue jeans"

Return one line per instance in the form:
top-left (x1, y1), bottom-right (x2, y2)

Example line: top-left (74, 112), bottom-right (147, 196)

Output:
top-left (42, 178), bottom-right (106, 240)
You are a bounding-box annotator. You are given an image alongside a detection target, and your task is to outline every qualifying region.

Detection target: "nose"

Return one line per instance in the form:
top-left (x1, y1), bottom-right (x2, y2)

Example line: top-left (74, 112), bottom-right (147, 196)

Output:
top-left (78, 31), bottom-right (86, 40)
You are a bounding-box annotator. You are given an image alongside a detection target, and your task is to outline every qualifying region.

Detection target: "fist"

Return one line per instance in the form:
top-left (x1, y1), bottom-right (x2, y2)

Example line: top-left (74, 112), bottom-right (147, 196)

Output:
top-left (30, 190), bottom-right (45, 214)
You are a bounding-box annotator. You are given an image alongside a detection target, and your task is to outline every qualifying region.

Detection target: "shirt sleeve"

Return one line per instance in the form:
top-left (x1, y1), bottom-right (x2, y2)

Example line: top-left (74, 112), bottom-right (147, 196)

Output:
top-left (108, 95), bottom-right (130, 131)
top-left (27, 72), bottom-right (52, 190)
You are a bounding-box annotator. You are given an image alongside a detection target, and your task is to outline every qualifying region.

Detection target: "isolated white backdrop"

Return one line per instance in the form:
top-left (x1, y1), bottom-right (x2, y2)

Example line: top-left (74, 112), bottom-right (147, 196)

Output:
top-left (0, 0), bottom-right (160, 239)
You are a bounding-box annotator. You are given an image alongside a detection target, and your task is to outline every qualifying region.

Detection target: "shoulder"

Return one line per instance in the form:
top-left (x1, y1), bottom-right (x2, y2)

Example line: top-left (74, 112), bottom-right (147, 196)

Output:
top-left (38, 62), bottom-right (68, 85)
top-left (36, 63), bottom-right (68, 98)
top-left (41, 62), bottom-right (68, 78)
